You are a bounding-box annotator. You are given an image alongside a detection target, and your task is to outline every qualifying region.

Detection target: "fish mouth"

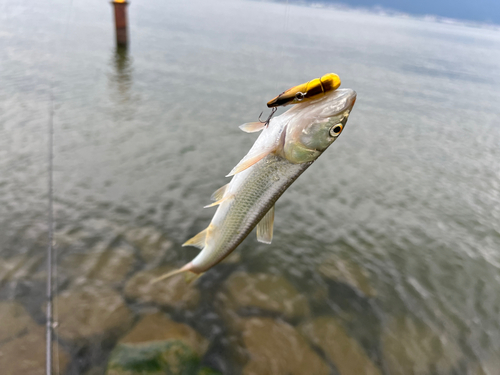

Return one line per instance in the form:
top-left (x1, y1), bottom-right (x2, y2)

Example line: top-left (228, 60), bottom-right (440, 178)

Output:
top-left (295, 88), bottom-right (357, 118)
top-left (321, 88), bottom-right (357, 116)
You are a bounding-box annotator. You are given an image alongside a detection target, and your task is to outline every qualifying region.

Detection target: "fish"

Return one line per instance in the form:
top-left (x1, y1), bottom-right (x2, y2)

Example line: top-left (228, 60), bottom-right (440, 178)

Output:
top-left (153, 88), bottom-right (357, 283)
top-left (240, 73), bottom-right (342, 133)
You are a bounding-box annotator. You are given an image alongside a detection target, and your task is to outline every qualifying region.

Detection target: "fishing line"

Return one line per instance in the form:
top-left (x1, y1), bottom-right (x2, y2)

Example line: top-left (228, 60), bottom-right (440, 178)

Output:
top-left (283, 0), bottom-right (290, 42)
top-left (269, 0), bottom-right (289, 116)
top-left (46, 2), bottom-right (74, 375)
top-left (276, 0), bottom-right (290, 93)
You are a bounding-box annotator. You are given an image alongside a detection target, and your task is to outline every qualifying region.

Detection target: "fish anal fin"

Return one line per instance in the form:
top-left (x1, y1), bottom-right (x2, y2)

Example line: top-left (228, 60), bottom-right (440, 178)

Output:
top-left (226, 149), bottom-right (274, 177)
top-left (204, 194), bottom-right (233, 208)
top-left (239, 121), bottom-right (266, 133)
top-left (182, 228), bottom-right (208, 249)
top-left (211, 183), bottom-right (229, 201)
top-left (256, 205), bottom-right (275, 244)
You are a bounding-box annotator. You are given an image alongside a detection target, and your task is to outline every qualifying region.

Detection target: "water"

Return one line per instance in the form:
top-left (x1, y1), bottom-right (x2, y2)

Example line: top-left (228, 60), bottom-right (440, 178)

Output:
top-left (1, 0), bottom-right (500, 373)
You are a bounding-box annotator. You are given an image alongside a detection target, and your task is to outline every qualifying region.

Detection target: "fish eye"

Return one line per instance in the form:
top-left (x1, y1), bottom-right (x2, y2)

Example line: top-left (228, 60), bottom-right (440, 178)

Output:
top-left (330, 123), bottom-right (343, 137)
top-left (295, 92), bottom-right (305, 101)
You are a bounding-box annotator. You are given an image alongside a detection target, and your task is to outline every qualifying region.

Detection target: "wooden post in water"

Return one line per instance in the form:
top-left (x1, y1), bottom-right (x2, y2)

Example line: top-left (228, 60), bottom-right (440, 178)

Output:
top-left (111, 0), bottom-right (129, 46)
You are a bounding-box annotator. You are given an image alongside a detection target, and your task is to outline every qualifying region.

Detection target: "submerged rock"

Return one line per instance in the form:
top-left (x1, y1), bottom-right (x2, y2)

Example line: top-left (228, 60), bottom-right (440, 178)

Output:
top-left (124, 227), bottom-right (173, 264)
top-left (106, 313), bottom-right (217, 375)
top-left (84, 366), bottom-right (106, 375)
top-left (124, 267), bottom-right (200, 310)
top-left (107, 341), bottom-right (212, 375)
top-left (0, 326), bottom-right (70, 375)
top-left (218, 272), bottom-right (310, 322)
top-left (381, 315), bottom-right (462, 375)
top-left (54, 228), bottom-right (89, 252)
top-left (470, 353), bottom-right (500, 375)
top-left (299, 316), bottom-right (381, 375)
top-left (52, 282), bottom-right (134, 343)
top-left (318, 254), bottom-right (377, 297)
top-left (0, 255), bottom-right (44, 284)
top-left (220, 251), bottom-right (241, 265)
top-left (55, 219), bottom-right (125, 252)
top-left (120, 312), bottom-right (208, 356)
top-left (0, 301), bottom-right (38, 343)
top-left (239, 317), bottom-right (329, 375)
top-left (59, 245), bottom-right (136, 284)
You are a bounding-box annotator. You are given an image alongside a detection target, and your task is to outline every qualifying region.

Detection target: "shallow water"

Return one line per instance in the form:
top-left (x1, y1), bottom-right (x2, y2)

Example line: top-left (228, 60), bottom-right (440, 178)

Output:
top-left (1, 0), bottom-right (500, 373)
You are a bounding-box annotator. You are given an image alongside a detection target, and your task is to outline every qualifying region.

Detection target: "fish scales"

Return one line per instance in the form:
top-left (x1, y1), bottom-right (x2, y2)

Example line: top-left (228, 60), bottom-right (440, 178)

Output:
top-left (196, 155), bottom-right (311, 271)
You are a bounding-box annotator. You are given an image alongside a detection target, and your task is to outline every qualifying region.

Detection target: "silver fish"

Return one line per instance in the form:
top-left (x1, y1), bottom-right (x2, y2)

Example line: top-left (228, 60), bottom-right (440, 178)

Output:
top-left (155, 88), bottom-right (357, 282)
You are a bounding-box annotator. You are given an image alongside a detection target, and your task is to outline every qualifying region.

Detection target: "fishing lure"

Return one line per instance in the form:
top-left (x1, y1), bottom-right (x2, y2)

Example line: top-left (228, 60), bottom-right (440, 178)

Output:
top-left (267, 73), bottom-right (342, 108)
top-left (240, 73), bottom-right (342, 133)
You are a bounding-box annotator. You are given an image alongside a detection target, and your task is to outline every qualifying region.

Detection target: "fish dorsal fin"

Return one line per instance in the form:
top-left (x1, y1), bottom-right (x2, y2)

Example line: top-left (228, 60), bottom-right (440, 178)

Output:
top-left (182, 227), bottom-right (208, 249)
top-left (211, 183), bottom-right (229, 201)
top-left (256, 205), bottom-right (275, 244)
top-left (239, 121), bottom-right (266, 133)
top-left (226, 148), bottom-right (275, 177)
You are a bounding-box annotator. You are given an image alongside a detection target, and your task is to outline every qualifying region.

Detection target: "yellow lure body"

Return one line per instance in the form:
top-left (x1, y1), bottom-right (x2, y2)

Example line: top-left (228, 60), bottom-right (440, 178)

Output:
top-left (267, 73), bottom-right (341, 108)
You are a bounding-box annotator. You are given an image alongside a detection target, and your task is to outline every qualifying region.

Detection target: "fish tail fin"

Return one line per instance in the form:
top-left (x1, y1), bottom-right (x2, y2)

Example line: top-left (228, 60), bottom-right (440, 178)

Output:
top-left (184, 271), bottom-right (204, 284)
top-left (150, 262), bottom-right (195, 284)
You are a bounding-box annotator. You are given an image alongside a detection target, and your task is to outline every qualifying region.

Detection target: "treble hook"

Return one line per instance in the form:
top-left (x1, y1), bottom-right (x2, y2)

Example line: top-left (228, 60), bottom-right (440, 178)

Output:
top-left (258, 107), bottom-right (278, 127)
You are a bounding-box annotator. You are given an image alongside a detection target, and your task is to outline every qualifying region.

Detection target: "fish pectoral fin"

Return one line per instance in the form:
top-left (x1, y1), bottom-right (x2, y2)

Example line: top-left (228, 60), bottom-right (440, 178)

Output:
top-left (256, 205), bottom-right (275, 244)
top-left (239, 121), bottom-right (266, 133)
top-left (226, 148), bottom-right (275, 177)
top-left (182, 227), bottom-right (208, 249)
top-left (204, 194), bottom-right (232, 208)
top-left (211, 183), bottom-right (229, 201)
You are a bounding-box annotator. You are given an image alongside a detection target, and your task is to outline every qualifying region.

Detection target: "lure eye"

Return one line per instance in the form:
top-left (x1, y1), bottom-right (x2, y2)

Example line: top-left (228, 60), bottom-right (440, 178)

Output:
top-left (295, 92), bottom-right (305, 101)
top-left (330, 124), bottom-right (343, 137)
